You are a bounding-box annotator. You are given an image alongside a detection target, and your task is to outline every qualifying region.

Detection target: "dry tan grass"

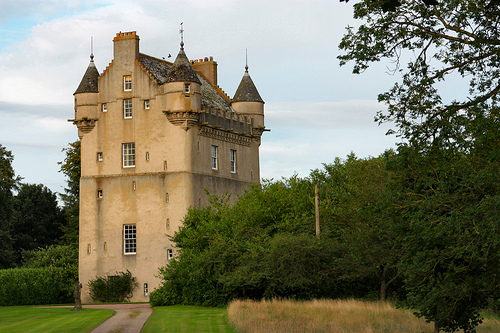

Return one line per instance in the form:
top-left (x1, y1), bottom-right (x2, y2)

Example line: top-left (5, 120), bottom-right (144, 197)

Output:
top-left (227, 299), bottom-right (500, 333)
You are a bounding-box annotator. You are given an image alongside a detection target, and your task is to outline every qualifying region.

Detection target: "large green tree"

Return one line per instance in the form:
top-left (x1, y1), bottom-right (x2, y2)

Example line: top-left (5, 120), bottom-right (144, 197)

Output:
top-left (58, 140), bottom-right (81, 245)
top-left (10, 183), bottom-right (66, 264)
top-left (310, 153), bottom-right (400, 301)
top-left (339, 1), bottom-right (500, 331)
top-left (0, 144), bottom-right (19, 268)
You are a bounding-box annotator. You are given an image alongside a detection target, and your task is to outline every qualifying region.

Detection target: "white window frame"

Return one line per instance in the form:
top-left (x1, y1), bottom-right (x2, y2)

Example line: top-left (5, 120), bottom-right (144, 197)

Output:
top-left (184, 83), bottom-right (190, 94)
top-left (124, 99), bottom-right (132, 119)
top-left (167, 249), bottom-right (173, 260)
top-left (144, 100), bottom-right (150, 109)
top-left (211, 145), bottom-right (218, 170)
top-left (102, 103), bottom-right (107, 112)
top-left (123, 224), bottom-right (136, 255)
top-left (122, 142), bottom-right (135, 168)
top-left (230, 149), bottom-right (237, 173)
top-left (124, 75), bottom-right (132, 91)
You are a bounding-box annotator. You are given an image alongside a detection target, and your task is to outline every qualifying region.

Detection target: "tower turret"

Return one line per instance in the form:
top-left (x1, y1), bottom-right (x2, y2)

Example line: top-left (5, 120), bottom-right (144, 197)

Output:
top-left (163, 37), bottom-right (202, 130)
top-left (72, 53), bottom-right (99, 138)
top-left (231, 62), bottom-right (265, 129)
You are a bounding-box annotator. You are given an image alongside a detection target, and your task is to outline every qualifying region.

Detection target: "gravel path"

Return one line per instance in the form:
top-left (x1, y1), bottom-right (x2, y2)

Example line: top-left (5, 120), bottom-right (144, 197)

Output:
top-left (86, 303), bottom-right (152, 333)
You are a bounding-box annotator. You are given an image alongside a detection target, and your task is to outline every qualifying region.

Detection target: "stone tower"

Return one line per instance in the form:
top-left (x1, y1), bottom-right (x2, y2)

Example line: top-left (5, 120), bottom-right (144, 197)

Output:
top-left (72, 31), bottom-right (265, 302)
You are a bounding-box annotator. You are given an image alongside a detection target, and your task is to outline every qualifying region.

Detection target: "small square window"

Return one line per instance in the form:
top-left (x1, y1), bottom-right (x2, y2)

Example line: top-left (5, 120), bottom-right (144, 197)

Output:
top-left (124, 99), bottom-right (132, 118)
top-left (211, 145), bottom-right (218, 170)
top-left (124, 75), bottom-right (132, 91)
top-left (97, 152), bottom-right (103, 161)
top-left (167, 249), bottom-right (173, 260)
top-left (102, 103), bottom-right (107, 112)
top-left (144, 100), bottom-right (150, 109)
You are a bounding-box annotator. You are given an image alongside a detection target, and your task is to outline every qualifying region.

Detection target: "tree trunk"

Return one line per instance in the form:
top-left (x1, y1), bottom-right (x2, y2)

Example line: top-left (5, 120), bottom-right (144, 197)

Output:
top-left (434, 321), bottom-right (439, 333)
top-left (380, 280), bottom-right (387, 301)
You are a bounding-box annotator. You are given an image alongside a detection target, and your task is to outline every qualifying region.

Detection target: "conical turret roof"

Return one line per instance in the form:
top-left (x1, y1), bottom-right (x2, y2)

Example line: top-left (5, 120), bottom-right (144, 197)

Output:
top-left (232, 66), bottom-right (264, 103)
top-left (164, 44), bottom-right (201, 84)
top-left (74, 55), bottom-right (99, 94)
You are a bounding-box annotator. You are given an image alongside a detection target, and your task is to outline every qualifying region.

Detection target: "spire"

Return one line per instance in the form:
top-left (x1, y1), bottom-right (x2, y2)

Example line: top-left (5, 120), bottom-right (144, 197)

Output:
top-left (232, 53), bottom-right (264, 103)
top-left (74, 39), bottom-right (99, 94)
top-left (180, 22), bottom-right (184, 49)
top-left (164, 24), bottom-right (201, 84)
top-left (245, 48), bottom-right (248, 73)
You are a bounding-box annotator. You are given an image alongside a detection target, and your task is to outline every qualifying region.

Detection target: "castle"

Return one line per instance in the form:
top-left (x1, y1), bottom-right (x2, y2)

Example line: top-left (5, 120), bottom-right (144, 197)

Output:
top-left (72, 31), bottom-right (265, 302)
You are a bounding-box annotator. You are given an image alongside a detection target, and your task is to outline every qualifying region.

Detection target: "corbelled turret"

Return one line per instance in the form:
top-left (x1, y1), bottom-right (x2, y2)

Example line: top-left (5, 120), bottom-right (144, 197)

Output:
top-left (163, 38), bottom-right (202, 130)
top-left (72, 53), bottom-right (100, 138)
top-left (231, 63), bottom-right (265, 129)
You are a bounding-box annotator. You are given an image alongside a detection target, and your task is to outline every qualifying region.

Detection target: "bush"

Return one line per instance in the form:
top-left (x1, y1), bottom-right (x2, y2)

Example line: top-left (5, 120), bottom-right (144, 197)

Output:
top-left (0, 267), bottom-right (74, 305)
top-left (88, 270), bottom-right (138, 302)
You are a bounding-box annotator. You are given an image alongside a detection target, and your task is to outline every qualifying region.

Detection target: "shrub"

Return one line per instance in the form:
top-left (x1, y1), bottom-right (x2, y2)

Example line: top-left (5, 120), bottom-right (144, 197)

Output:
top-left (0, 267), bottom-right (74, 305)
top-left (88, 270), bottom-right (138, 302)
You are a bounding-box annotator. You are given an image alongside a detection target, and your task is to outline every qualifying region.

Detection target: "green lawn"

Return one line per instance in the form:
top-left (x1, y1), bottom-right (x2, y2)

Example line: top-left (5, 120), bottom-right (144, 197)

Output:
top-left (0, 306), bottom-right (114, 333)
top-left (142, 305), bottom-right (235, 333)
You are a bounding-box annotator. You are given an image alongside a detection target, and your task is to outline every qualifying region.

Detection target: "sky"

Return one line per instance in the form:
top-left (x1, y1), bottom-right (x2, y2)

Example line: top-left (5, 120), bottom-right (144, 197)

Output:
top-left (0, 0), bottom-right (400, 196)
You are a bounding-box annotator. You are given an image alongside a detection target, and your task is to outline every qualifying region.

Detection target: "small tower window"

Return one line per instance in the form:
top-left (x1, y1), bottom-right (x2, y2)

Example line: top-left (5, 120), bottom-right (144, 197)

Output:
top-left (97, 152), bottom-right (103, 161)
top-left (211, 145), bottom-right (218, 170)
top-left (102, 103), bottom-right (107, 112)
top-left (144, 100), bottom-right (150, 109)
top-left (184, 83), bottom-right (190, 94)
top-left (230, 149), bottom-right (237, 173)
top-left (124, 75), bottom-right (132, 91)
top-left (167, 249), bottom-right (173, 260)
top-left (146, 152), bottom-right (150, 161)
top-left (97, 190), bottom-right (103, 199)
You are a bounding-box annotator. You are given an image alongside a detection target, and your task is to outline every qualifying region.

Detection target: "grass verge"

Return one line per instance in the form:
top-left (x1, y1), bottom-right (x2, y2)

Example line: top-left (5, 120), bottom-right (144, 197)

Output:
top-left (227, 299), bottom-right (500, 333)
top-left (0, 306), bottom-right (114, 333)
top-left (142, 305), bottom-right (234, 333)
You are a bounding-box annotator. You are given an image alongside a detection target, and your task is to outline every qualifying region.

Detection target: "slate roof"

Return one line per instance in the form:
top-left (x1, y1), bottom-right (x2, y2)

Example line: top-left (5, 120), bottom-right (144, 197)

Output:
top-left (232, 68), bottom-right (264, 103)
top-left (138, 54), bottom-right (172, 84)
top-left (74, 56), bottom-right (99, 94)
top-left (164, 47), bottom-right (201, 84)
top-left (138, 52), bottom-right (231, 112)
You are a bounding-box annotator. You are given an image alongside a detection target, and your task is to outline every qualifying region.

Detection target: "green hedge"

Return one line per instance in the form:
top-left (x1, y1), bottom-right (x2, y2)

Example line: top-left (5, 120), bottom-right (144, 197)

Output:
top-left (0, 267), bottom-right (74, 305)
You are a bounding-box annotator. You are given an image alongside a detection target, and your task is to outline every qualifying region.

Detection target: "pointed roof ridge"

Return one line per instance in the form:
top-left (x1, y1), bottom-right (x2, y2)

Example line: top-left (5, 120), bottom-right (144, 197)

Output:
top-left (232, 66), bottom-right (264, 103)
top-left (74, 54), bottom-right (100, 94)
top-left (164, 44), bottom-right (201, 84)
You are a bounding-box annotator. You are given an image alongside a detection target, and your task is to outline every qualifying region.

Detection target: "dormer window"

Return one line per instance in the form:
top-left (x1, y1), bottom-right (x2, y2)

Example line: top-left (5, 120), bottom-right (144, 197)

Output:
top-left (184, 83), bottom-right (190, 94)
top-left (124, 75), bottom-right (132, 91)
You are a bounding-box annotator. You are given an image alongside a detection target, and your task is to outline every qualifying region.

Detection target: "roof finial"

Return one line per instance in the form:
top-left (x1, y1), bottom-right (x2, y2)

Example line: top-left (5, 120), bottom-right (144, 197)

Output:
top-left (90, 37), bottom-right (94, 62)
top-left (245, 49), bottom-right (248, 73)
top-left (180, 22), bottom-right (184, 49)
